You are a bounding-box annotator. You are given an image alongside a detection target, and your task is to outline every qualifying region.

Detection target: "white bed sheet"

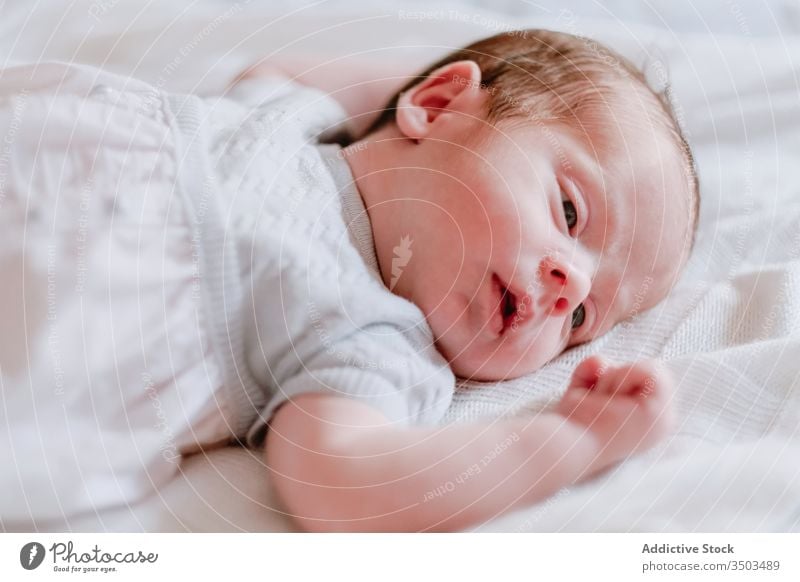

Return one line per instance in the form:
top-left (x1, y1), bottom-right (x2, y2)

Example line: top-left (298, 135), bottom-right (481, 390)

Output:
top-left (3, 0), bottom-right (799, 532)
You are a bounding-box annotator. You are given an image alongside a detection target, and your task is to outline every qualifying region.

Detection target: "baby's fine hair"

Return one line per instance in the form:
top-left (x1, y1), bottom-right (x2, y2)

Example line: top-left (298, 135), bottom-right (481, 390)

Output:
top-left (364, 29), bottom-right (699, 249)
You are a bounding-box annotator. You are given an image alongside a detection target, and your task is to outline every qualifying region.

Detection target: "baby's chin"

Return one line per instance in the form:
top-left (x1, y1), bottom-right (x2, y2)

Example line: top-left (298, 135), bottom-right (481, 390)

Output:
top-left (434, 335), bottom-right (550, 382)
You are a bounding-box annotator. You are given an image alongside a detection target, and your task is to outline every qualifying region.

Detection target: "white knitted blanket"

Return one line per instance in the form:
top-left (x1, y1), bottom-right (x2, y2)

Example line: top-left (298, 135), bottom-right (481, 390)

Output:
top-left (4, 0), bottom-right (799, 532)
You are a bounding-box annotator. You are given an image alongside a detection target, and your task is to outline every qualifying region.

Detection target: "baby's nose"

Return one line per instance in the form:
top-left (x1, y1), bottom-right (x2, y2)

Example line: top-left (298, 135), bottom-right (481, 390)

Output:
top-left (539, 257), bottom-right (591, 316)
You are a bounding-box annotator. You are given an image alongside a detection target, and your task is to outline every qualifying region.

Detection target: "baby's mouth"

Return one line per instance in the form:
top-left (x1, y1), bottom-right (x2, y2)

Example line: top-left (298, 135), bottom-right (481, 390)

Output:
top-left (491, 273), bottom-right (535, 338)
top-left (501, 286), bottom-right (517, 324)
top-left (493, 274), bottom-right (518, 336)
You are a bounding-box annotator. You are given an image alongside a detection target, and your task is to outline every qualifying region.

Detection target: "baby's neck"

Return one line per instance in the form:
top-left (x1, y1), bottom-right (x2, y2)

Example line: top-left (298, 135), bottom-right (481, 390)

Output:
top-left (342, 127), bottom-right (411, 295)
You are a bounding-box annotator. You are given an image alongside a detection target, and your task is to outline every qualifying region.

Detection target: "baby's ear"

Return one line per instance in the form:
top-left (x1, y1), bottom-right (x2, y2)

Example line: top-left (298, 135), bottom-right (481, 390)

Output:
top-left (395, 60), bottom-right (483, 140)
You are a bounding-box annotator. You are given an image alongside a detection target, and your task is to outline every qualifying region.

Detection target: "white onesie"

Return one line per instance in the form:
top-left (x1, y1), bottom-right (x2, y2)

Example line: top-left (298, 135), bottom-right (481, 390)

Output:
top-left (0, 62), bottom-right (455, 527)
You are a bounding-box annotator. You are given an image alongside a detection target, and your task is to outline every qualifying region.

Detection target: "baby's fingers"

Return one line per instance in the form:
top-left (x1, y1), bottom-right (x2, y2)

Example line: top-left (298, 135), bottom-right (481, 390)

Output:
top-left (620, 360), bottom-right (672, 402)
top-left (569, 355), bottom-right (610, 390)
top-left (592, 365), bottom-right (632, 396)
top-left (559, 388), bottom-right (637, 428)
top-left (593, 360), bottom-right (671, 402)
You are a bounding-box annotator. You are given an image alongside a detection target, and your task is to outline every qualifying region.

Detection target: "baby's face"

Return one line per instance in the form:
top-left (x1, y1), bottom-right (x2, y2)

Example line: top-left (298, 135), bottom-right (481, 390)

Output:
top-left (386, 111), bottom-right (691, 381)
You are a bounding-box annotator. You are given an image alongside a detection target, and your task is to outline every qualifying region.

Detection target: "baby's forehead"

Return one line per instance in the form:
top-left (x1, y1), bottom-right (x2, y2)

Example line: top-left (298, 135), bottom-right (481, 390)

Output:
top-left (607, 134), bottom-right (691, 246)
top-left (575, 112), bottom-right (690, 226)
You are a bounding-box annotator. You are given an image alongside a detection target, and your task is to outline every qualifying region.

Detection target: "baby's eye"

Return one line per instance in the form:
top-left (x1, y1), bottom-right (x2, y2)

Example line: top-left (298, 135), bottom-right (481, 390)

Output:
top-left (571, 303), bottom-right (586, 329)
top-left (562, 198), bottom-right (578, 230)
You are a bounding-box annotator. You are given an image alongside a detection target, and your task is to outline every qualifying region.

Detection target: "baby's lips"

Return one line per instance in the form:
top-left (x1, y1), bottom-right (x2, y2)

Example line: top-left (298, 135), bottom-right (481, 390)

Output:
top-left (519, 290), bottom-right (534, 314)
top-left (509, 290), bottom-right (534, 329)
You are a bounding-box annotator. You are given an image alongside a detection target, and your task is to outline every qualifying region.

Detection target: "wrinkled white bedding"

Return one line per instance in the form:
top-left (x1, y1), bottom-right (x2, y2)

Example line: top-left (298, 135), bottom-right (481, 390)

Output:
top-left (2, 0), bottom-right (799, 532)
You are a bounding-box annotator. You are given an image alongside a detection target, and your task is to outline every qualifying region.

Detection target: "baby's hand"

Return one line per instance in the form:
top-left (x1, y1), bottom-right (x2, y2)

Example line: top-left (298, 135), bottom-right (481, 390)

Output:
top-left (556, 356), bottom-right (675, 470)
top-left (228, 60), bottom-right (287, 91)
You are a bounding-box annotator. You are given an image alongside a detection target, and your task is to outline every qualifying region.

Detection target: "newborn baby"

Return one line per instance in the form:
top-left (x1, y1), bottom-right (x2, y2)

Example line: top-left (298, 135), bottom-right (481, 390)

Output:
top-left (1, 29), bottom-right (697, 531)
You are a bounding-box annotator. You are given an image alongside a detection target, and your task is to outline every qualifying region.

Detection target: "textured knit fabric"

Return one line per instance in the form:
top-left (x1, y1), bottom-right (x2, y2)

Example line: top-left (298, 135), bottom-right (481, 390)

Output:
top-left (131, 72), bottom-right (456, 448)
top-left (0, 62), bottom-right (455, 526)
top-left (194, 77), bottom-right (457, 446)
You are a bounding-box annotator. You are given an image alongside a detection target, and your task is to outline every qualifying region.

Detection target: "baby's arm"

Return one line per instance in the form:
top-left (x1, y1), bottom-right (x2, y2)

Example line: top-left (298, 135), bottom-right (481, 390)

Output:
top-left (231, 55), bottom-right (413, 137)
top-left (265, 358), bottom-right (673, 532)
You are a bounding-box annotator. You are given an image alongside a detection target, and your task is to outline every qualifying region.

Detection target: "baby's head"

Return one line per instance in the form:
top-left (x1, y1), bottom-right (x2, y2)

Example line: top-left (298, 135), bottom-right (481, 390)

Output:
top-left (345, 29), bottom-right (698, 381)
